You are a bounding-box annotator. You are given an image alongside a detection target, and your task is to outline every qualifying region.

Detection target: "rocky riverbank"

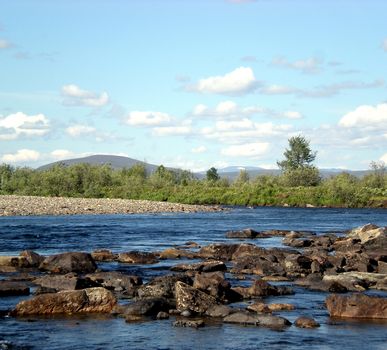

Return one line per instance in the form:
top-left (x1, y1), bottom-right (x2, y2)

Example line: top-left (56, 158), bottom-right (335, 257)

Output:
top-left (0, 223), bottom-right (386, 337)
top-left (0, 195), bottom-right (222, 216)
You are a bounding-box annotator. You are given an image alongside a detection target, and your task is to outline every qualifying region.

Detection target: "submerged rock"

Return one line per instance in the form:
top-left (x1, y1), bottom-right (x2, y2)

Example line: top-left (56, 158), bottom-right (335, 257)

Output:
top-left (173, 319), bottom-right (205, 328)
top-left (12, 287), bottom-right (116, 315)
top-left (223, 312), bottom-right (291, 328)
top-left (294, 316), bottom-right (320, 328)
top-left (226, 228), bottom-right (261, 239)
top-left (326, 293), bottom-right (387, 319)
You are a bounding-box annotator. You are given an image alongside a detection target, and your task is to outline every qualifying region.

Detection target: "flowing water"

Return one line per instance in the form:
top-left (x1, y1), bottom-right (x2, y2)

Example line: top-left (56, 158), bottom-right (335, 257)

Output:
top-left (0, 207), bottom-right (386, 350)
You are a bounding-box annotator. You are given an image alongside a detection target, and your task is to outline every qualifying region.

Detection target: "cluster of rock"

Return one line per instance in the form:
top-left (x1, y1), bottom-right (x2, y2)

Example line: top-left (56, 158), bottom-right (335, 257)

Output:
top-left (0, 195), bottom-right (222, 216)
top-left (1, 223), bottom-right (386, 330)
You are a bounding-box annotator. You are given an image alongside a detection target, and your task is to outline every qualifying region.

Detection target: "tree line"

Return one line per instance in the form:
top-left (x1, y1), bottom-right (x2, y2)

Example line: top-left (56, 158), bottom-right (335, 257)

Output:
top-left (0, 136), bottom-right (386, 208)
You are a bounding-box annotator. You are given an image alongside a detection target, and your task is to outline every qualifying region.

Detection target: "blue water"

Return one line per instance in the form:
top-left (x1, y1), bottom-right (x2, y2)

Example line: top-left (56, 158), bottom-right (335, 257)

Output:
top-left (1, 207), bottom-right (386, 349)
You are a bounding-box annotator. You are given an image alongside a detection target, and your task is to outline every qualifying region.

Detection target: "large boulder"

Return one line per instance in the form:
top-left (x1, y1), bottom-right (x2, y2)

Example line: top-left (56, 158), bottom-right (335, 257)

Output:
top-left (234, 280), bottom-right (293, 299)
top-left (91, 249), bottom-right (117, 262)
top-left (124, 297), bottom-right (170, 317)
top-left (231, 256), bottom-right (285, 276)
top-left (20, 250), bottom-right (44, 268)
top-left (12, 287), bottom-right (116, 315)
top-left (198, 244), bottom-right (240, 261)
top-left (159, 248), bottom-right (195, 260)
top-left (323, 272), bottom-right (387, 291)
top-left (137, 274), bottom-right (192, 299)
top-left (326, 293), bottom-right (387, 319)
top-left (170, 260), bottom-right (226, 273)
top-left (175, 281), bottom-right (218, 314)
top-left (117, 251), bottom-right (158, 264)
top-left (226, 228), bottom-right (261, 239)
top-left (39, 252), bottom-right (97, 274)
top-left (283, 254), bottom-right (313, 277)
top-left (223, 312), bottom-right (291, 328)
top-left (294, 316), bottom-right (320, 328)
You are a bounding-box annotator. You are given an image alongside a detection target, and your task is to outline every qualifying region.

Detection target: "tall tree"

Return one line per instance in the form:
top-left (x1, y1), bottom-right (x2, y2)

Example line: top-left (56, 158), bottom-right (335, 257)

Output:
top-left (206, 167), bottom-right (220, 182)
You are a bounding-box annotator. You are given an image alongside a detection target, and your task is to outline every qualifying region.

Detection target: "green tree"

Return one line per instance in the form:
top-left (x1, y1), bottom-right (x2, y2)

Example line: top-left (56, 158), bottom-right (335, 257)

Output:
top-left (206, 167), bottom-right (220, 182)
top-left (234, 169), bottom-right (249, 186)
top-left (278, 135), bottom-right (320, 187)
top-left (362, 161), bottom-right (386, 189)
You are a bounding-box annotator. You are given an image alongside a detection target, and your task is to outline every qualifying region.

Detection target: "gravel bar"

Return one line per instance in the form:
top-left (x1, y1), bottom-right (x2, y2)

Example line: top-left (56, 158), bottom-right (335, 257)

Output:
top-left (0, 195), bottom-right (223, 216)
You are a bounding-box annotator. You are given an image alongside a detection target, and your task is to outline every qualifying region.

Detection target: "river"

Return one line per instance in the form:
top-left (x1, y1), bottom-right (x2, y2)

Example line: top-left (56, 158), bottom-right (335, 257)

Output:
top-left (1, 206), bottom-right (386, 349)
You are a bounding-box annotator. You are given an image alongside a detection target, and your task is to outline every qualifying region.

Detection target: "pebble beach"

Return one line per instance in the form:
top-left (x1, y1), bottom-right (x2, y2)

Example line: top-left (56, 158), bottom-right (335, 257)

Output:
top-left (0, 195), bottom-right (221, 216)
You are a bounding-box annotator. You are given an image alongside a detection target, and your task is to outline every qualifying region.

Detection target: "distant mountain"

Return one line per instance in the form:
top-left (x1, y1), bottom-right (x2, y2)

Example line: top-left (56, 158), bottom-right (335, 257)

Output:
top-left (37, 154), bottom-right (161, 172)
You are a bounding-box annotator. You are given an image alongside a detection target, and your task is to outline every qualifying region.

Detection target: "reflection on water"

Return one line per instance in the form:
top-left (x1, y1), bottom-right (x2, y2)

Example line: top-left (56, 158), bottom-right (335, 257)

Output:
top-left (1, 206), bottom-right (387, 349)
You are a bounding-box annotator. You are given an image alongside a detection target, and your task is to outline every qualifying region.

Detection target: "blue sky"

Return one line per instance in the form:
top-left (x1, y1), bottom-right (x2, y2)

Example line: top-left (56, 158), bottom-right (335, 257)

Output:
top-left (1, 0), bottom-right (386, 171)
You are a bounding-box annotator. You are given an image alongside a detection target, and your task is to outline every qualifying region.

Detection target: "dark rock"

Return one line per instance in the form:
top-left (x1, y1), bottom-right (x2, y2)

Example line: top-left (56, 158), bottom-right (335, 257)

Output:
top-left (223, 312), bottom-right (291, 328)
top-left (91, 249), bottom-right (117, 262)
top-left (175, 281), bottom-right (218, 314)
top-left (159, 248), bottom-right (195, 259)
top-left (198, 244), bottom-right (240, 261)
top-left (33, 273), bottom-right (99, 291)
top-left (231, 256), bottom-right (285, 276)
top-left (233, 280), bottom-right (293, 299)
top-left (193, 272), bottom-right (231, 301)
top-left (34, 286), bottom-right (58, 295)
top-left (20, 250), bottom-right (44, 268)
top-left (205, 305), bottom-right (233, 317)
top-left (12, 287), bottom-right (116, 315)
top-left (137, 274), bottom-right (192, 299)
top-left (171, 260), bottom-right (226, 273)
top-left (294, 316), bottom-right (320, 328)
top-left (173, 319), bottom-right (205, 328)
top-left (326, 293), bottom-right (387, 319)
top-left (378, 261), bottom-right (387, 274)
top-left (0, 281), bottom-right (30, 296)
top-left (124, 297), bottom-right (170, 317)
top-left (156, 311), bottom-right (169, 319)
top-left (39, 252), bottom-right (97, 274)
top-left (118, 251), bottom-right (158, 264)
top-left (86, 271), bottom-right (142, 296)
top-left (226, 228), bottom-right (260, 239)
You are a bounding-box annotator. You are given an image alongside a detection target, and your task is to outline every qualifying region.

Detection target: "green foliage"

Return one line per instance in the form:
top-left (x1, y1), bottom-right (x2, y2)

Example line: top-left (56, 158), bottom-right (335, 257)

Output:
top-left (206, 167), bottom-right (220, 182)
top-left (280, 166), bottom-right (321, 187)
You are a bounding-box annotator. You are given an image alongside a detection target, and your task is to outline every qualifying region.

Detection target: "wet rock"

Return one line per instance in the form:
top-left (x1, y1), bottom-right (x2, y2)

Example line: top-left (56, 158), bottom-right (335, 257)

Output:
top-left (231, 256), bottom-right (285, 276)
top-left (323, 272), bottom-right (387, 291)
top-left (0, 256), bottom-right (27, 268)
top-left (159, 248), bottom-right (195, 260)
top-left (231, 244), bottom-right (265, 260)
top-left (326, 293), bottom-right (387, 319)
top-left (125, 314), bottom-right (146, 323)
top-left (226, 228), bottom-right (261, 239)
top-left (12, 287), bottom-right (116, 315)
top-left (198, 244), bottom-right (240, 261)
top-left (39, 252), bottom-right (97, 274)
top-left (193, 272), bottom-right (231, 301)
top-left (117, 251), bottom-right (158, 264)
top-left (175, 281), bottom-right (218, 314)
top-left (223, 312), bottom-right (291, 328)
top-left (171, 260), bottom-right (226, 273)
top-left (0, 281), bottom-right (30, 296)
top-left (86, 272), bottom-right (142, 296)
top-left (205, 304), bottom-right (233, 317)
top-left (91, 249), bottom-right (117, 262)
top-left (180, 310), bottom-right (191, 317)
top-left (247, 302), bottom-right (294, 313)
top-left (124, 297), bottom-right (170, 317)
top-left (232, 280), bottom-right (293, 299)
top-left (173, 319), bottom-right (205, 328)
top-left (20, 250), bottom-right (44, 267)
top-left (284, 254), bottom-right (312, 277)
top-left (378, 261), bottom-right (387, 274)
top-left (156, 311), bottom-right (169, 319)
top-left (296, 273), bottom-right (350, 293)
top-left (294, 316), bottom-right (320, 328)
top-left (34, 286), bottom-right (58, 295)
top-left (33, 273), bottom-right (99, 292)
top-left (137, 274), bottom-right (192, 299)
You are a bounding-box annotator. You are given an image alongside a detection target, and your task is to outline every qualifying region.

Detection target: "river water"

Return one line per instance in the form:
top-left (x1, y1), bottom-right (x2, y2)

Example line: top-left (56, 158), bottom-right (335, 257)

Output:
top-left (1, 207), bottom-right (386, 349)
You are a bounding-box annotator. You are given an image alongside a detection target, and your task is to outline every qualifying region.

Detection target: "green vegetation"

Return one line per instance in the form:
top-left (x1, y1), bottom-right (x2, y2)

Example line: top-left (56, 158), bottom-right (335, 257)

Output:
top-left (0, 160), bottom-right (386, 208)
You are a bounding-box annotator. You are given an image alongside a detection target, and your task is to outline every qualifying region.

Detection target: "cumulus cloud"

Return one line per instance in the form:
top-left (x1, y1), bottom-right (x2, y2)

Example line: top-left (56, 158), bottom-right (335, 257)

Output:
top-left (259, 84), bottom-right (298, 95)
top-left (189, 67), bottom-right (258, 95)
top-left (0, 112), bottom-right (50, 140)
top-left (221, 142), bottom-right (269, 157)
top-left (272, 56), bottom-right (323, 74)
top-left (50, 149), bottom-right (75, 160)
top-left (339, 103), bottom-right (387, 129)
top-left (152, 125), bottom-right (192, 137)
top-left (66, 124), bottom-right (97, 137)
top-left (126, 111), bottom-right (172, 126)
top-left (1, 149), bottom-right (40, 163)
top-left (191, 146), bottom-right (207, 154)
top-left (62, 84), bottom-right (109, 107)
top-left (215, 118), bottom-right (254, 131)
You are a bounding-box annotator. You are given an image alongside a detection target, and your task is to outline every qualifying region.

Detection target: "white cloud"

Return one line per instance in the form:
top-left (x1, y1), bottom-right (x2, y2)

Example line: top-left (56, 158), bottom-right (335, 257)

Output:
top-left (0, 39), bottom-right (11, 49)
top-left (1, 149), bottom-right (40, 163)
top-left (50, 149), bottom-right (75, 160)
top-left (152, 125), bottom-right (192, 136)
top-left (0, 112), bottom-right (50, 140)
top-left (215, 118), bottom-right (254, 131)
top-left (272, 56), bottom-right (323, 74)
top-left (62, 84), bottom-right (109, 107)
top-left (282, 111), bottom-right (303, 119)
top-left (260, 84), bottom-right (297, 95)
top-left (221, 142), bottom-right (270, 158)
top-left (383, 38), bottom-right (387, 52)
top-left (380, 153), bottom-right (387, 163)
top-left (66, 124), bottom-right (96, 137)
top-left (126, 111), bottom-right (172, 126)
top-left (191, 146), bottom-right (207, 154)
top-left (339, 103), bottom-right (387, 128)
top-left (190, 67), bottom-right (258, 95)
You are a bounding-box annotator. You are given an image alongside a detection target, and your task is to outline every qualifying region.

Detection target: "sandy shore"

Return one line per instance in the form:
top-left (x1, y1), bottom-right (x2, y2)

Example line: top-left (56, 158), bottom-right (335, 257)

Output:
top-left (0, 195), bottom-right (222, 216)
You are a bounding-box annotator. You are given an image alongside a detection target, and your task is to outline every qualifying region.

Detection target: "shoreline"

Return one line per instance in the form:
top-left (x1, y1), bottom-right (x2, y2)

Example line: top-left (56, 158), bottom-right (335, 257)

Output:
top-left (0, 195), bottom-right (222, 217)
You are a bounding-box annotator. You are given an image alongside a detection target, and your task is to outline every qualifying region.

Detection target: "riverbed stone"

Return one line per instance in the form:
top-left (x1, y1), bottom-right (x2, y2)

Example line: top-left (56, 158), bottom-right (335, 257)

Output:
top-left (326, 293), bottom-right (387, 319)
top-left (39, 252), bottom-right (97, 274)
top-left (137, 274), bottom-right (192, 299)
top-left (91, 249), bottom-right (117, 262)
top-left (294, 316), bottom-right (320, 328)
top-left (33, 273), bottom-right (99, 291)
top-left (223, 312), bottom-right (291, 328)
top-left (173, 319), bottom-right (205, 328)
top-left (124, 297), bottom-right (171, 317)
top-left (198, 243), bottom-right (240, 261)
top-left (19, 250), bottom-right (44, 268)
top-left (226, 228), bottom-right (261, 239)
top-left (171, 260), bottom-right (226, 273)
top-left (0, 281), bottom-right (30, 296)
top-left (118, 251), bottom-right (158, 264)
top-left (12, 287), bottom-right (117, 315)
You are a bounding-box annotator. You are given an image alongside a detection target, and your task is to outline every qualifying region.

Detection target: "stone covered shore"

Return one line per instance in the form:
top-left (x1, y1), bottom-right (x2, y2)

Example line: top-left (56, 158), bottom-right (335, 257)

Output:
top-left (0, 195), bottom-right (222, 216)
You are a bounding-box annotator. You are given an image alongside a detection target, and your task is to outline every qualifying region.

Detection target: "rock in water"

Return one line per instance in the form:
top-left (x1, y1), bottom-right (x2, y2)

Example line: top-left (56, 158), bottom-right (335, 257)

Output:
top-left (39, 252), bottom-right (97, 274)
top-left (175, 281), bottom-right (218, 314)
top-left (117, 251), bottom-right (158, 264)
top-left (223, 312), bottom-right (291, 329)
top-left (12, 287), bottom-right (116, 315)
top-left (294, 316), bottom-right (320, 328)
top-left (326, 293), bottom-right (387, 319)
top-left (0, 281), bottom-right (30, 296)
top-left (124, 297), bottom-right (170, 317)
